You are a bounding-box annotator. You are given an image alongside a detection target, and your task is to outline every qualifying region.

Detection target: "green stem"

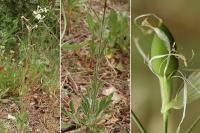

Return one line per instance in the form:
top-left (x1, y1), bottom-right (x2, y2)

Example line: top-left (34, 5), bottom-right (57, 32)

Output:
top-left (131, 110), bottom-right (147, 133)
top-left (90, 0), bottom-right (108, 112)
top-left (159, 76), bottom-right (172, 133)
top-left (163, 111), bottom-right (169, 133)
top-left (186, 115), bottom-right (200, 133)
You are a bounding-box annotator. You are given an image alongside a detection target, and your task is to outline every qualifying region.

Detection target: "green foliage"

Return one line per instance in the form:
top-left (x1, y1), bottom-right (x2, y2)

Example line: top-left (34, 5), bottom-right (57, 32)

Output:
top-left (0, 0), bottom-right (37, 48)
top-left (106, 10), bottom-right (130, 54)
top-left (0, 0), bottom-right (59, 49)
top-left (62, 80), bottom-right (113, 132)
top-left (0, 120), bottom-right (6, 133)
top-left (0, 1), bottom-right (58, 132)
top-left (62, 0), bottom-right (84, 36)
top-left (62, 1), bottom-right (127, 132)
top-left (86, 10), bottom-right (130, 57)
top-left (86, 14), bottom-right (101, 55)
top-left (87, 14), bottom-right (100, 37)
top-left (66, 0), bottom-right (83, 12)
top-left (0, 1), bottom-right (59, 97)
top-left (0, 67), bottom-right (24, 98)
top-left (63, 92), bottom-right (113, 132)
top-left (15, 102), bottom-right (30, 132)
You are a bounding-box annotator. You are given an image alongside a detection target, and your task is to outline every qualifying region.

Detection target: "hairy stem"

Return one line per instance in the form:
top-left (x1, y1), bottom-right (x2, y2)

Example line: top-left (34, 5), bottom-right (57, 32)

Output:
top-left (159, 76), bottom-right (172, 133)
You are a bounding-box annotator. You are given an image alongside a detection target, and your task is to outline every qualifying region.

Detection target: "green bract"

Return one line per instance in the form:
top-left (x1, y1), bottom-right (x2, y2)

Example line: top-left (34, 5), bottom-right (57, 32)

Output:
top-left (151, 23), bottom-right (179, 77)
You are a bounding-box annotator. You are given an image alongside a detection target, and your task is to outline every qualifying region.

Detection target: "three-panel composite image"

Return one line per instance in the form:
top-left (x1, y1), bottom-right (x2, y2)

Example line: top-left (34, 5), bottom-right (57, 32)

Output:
top-left (0, 0), bottom-right (200, 133)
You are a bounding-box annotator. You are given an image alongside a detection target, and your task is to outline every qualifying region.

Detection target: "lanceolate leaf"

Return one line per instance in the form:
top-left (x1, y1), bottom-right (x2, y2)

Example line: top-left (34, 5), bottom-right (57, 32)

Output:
top-left (69, 101), bottom-right (75, 113)
top-left (170, 72), bottom-right (200, 109)
top-left (81, 96), bottom-right (90, 114)
top-left (87, 14), bottom-right (95, 31)
top-left (97, 93), bottom-right (113, 115)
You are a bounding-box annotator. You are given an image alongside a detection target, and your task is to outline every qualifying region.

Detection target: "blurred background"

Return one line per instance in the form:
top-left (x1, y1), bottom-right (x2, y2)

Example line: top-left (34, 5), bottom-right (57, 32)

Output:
top-left (131, 0), bottom-right (200, 132)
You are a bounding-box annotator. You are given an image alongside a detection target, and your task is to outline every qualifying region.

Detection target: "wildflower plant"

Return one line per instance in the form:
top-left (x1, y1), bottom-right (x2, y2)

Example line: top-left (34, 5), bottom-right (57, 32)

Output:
top-left (62, 0), bottom-right (117, 132)
top-left (132, 14), bottom-right (200, 133)
top-left (0, 1), bottom-right (59, 131)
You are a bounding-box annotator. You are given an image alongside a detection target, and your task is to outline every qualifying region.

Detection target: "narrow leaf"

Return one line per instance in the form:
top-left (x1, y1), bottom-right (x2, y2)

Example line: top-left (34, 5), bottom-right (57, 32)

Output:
top-left (97, 93), bottom-right (113, 115)
top-left (87, 14), bottom-right (95, 32)
top-left (81, 97), bottom-right (90, 114)
top-left (69, 101), bottom-right (75, 113)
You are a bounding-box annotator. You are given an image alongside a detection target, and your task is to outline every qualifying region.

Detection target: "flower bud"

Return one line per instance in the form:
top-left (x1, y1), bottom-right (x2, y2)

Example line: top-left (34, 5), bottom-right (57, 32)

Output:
top-left (151, 23), bottom-right (179, 77)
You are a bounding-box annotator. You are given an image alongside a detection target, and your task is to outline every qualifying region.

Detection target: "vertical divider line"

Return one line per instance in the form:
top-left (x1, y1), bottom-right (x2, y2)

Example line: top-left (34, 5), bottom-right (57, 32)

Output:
top-left (130, 0), bottom-right (132, 132)
top-left (59, 0), bottom-right (62, 132)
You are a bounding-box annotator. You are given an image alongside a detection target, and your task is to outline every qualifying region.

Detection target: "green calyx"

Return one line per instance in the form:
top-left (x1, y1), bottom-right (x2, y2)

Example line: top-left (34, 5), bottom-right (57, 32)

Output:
top-left (151, 23), bottom-right (179, 77)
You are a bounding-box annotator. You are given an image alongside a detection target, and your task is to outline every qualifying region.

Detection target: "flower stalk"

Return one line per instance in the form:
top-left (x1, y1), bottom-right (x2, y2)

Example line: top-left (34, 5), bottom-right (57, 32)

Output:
top-left (159, 76), bottom-right (172, 133)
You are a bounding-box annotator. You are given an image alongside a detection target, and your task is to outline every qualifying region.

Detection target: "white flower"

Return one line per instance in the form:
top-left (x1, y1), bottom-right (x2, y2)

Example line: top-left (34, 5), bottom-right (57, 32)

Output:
top-left (44, 8), bottom-right (48, 13)
top-left (35, 14), bottom-right (42, 20)
top-left (35, 14), bottom-right (45, 20)
top-left (32, 6), bottom-right (48, 21)
top-left (33, 10), bottom-right (38, 15)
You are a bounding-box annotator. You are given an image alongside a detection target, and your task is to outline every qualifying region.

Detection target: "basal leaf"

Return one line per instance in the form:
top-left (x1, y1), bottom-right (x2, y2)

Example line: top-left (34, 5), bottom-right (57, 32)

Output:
top-left (61, 106), bottom-right (68, 116)
top-left (97, 93), bottom-right (113, 115)
top-left (81, 97), bottom-right (90, 114)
